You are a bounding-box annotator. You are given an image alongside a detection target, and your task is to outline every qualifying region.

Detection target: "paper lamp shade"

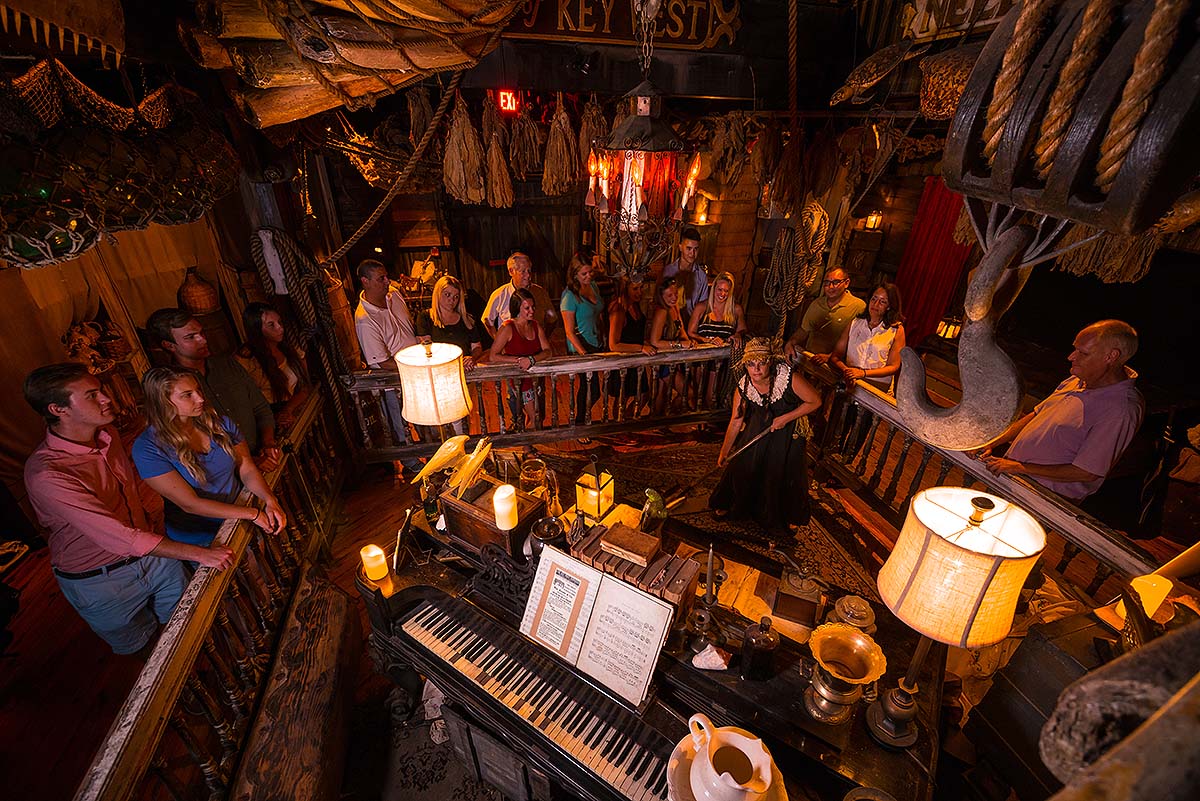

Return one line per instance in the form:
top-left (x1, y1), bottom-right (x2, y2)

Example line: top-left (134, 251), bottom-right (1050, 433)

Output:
top-left (877, 488), bottom-right (1045, 649)
top-left (394, 343), bottom-right (472, 426)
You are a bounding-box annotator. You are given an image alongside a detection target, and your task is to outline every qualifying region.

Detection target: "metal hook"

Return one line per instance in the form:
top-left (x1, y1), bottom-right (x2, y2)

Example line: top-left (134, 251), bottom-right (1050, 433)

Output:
top-left (895, 220), bottom-right (1034, 450)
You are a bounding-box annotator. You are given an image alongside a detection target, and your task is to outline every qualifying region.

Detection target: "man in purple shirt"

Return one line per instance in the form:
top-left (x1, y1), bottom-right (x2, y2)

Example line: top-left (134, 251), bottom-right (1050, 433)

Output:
top-left (981, 320), bottom-right (1144, 502)
top-left (23, 363), bottom-right (234, 655)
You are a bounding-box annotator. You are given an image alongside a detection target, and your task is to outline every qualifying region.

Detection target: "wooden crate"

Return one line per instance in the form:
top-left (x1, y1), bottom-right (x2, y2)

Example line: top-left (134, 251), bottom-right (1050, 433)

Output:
top-left (440, 474), bottom-right (546, 559)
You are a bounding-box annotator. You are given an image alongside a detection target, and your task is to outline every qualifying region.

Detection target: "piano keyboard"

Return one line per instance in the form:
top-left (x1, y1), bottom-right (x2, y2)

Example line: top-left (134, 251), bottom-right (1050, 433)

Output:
top-left (403, 599), bottom-right (673, 801)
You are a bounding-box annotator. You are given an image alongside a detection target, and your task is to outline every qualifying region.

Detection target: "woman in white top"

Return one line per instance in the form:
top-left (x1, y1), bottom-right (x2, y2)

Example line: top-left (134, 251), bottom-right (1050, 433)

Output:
top-left (819, 283), bottom-right (905, 392)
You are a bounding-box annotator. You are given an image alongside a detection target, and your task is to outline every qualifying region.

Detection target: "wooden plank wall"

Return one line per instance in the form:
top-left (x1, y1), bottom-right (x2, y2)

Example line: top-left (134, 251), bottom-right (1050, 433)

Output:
top-left (707, 164), bottom-right (763, 312)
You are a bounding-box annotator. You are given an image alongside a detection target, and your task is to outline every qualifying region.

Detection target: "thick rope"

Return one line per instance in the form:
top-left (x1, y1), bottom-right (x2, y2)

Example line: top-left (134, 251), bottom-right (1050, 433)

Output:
top-left (251, 228), bottom-right (356, 444)
top-left (1033, 0), bottom-right (1117, 179)
top-left (1096, 0), bottom-right (1188, 193)
top-left (763, 202), bottom-right (828, 337)
top-left (322, 68), bottom-right (462, 265)
top-left (787, 0), bottom-right (798, 128)
top-left (983, 0), bottom-right (1056, 165)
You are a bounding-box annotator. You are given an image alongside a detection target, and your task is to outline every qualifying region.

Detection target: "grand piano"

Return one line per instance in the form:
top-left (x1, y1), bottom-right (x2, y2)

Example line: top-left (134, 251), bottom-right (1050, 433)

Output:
top-left (357, 513), bottom-right (942, 801)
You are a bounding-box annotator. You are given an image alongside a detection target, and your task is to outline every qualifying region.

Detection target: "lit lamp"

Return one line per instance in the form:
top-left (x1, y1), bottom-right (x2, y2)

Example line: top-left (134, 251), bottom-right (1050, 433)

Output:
top-left (936, 316), bottom-right (963, 340)
top-left (394, 342), bottom-right (473, 426)
top-left (575, 458), bottom-right (614, 523)
top-left (587, 80), bottom-right (692, 282)
top-left (864, 210), bottom-right (884, 230)
top-left (868, 488), bottom-right (1045, 748)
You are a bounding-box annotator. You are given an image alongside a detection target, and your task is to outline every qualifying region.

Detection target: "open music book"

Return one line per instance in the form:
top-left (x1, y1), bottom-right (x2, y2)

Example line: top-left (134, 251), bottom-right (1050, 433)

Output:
top-left (520, 546), bottom-right (675, 707)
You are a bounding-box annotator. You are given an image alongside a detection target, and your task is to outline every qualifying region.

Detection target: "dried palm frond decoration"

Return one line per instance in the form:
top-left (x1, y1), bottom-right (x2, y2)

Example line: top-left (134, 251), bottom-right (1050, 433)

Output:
top-left (486, 131), bottom-right (514, 208)
top-left (773, 127), bottom-right (805, 217)
top-left (578, 94), bottom-right (608, 169)
top-left (542, 92), bottom-right (578, 196)
top-left (510, 104), bottom-right (541, 181)
top-left (1054, 224), bottom-right (1164, 284)
top-left (443, 93), bottom-right (485, 204)
top-left (710, 111), bottom-right (750, 190)
top-left (482, 91), bottom-right (508, 151)
top-left (753, 120), bottom-right (782, 187)
top-left (408, 86), bottom-right (433, 150)
top-left (801, 124), bottom-right (838, 198)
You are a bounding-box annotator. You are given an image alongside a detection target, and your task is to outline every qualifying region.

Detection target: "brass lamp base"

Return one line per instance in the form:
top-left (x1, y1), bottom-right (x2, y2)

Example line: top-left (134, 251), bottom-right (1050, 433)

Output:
top-left (866, 683), bottom-right (919, 748)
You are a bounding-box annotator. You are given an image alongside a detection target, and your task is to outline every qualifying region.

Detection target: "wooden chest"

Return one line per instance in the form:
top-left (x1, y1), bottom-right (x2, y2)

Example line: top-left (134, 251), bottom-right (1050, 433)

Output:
top-left (440, 475), bottom-right (546, 559)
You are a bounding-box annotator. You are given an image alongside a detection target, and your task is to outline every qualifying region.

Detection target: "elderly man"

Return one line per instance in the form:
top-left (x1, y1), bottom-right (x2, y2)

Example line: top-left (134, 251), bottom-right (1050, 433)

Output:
top-left (482, 251), bottom-right (557, 340)
top-left (147, 308), bottom-right (279, 472)
top-left (784, 267), bottom-right (866, 361)
top-left (982, 320), bottom-right (1144, 502)
top-left (23, 363), bottom-right (234, 655)
top-left (661, 227), bottom-right (709, 317)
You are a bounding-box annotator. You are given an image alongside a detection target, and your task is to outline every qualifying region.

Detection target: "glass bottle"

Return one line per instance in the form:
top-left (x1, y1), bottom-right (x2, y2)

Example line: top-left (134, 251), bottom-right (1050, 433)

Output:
top-left (740, 616), bottom-right (780, 681)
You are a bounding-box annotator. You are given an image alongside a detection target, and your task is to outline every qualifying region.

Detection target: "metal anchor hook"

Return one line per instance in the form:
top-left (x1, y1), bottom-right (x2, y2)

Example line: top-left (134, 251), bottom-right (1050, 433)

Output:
top-left (895, 202), bottom-right (1080, 451)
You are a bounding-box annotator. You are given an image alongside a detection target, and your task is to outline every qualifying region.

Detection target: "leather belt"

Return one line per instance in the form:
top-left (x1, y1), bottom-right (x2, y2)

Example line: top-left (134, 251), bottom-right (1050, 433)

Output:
top-left (53, 555), bottom-right (142, 580)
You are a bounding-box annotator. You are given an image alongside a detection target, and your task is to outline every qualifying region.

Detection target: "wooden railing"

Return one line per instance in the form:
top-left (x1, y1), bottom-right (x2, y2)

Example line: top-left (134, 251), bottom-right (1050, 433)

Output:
top-left (73, 392), bottom-right (347, 801)
top-left (802, 360), bottom-right (1157, 603)
top-left (342, 346), bottom-right (734, 461)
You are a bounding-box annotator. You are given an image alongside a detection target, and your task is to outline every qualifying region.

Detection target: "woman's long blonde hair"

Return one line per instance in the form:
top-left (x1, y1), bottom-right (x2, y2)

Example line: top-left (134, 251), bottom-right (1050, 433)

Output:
top-left (709, 272), bottom-right (736, 325)
top-left (429, 275), bottom-right (474, 329)
top-left (142, 367), bottom-right (237, 483)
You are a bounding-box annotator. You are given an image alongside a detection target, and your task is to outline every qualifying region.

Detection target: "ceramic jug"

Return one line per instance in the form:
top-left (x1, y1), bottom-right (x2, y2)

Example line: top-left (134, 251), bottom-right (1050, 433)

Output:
top-left (688, 713), bottom-right (773, 801)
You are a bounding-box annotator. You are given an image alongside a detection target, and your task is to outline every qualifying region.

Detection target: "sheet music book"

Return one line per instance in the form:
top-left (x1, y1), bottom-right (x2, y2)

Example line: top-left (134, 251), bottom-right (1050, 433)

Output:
top-left (521, 546), bottom-right (674, 707)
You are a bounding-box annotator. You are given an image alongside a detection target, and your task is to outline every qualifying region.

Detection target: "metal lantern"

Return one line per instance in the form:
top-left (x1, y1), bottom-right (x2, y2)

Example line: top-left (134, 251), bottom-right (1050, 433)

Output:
top-left (574, 458), bottom-right (614, 523)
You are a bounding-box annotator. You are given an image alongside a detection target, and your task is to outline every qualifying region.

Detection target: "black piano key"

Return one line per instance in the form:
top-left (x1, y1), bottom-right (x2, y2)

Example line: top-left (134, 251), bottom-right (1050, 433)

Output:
top-left (610, 729), bottom-right (637, 770)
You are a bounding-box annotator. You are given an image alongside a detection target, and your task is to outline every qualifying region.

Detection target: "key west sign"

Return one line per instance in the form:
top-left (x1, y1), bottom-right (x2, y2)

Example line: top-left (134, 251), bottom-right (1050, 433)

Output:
top-left (508, 0), bottom-right (742, 52)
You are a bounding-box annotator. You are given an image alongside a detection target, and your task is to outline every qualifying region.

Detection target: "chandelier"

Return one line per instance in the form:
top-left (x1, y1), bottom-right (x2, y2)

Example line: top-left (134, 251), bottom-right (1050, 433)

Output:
top-left (582, 1), bottom-right (699, 282)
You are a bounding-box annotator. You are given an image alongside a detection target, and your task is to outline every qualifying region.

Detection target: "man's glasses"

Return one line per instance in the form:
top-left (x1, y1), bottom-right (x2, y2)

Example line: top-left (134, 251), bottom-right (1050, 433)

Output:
top-left (823, 278), bottom-right (849, 286)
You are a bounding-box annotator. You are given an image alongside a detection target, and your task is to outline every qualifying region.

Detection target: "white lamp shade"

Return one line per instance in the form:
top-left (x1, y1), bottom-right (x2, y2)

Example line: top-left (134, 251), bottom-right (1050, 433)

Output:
top-left (877, 488), bottom-right (1045, 648)
top-left (394, 343), bottom-right (473, 426)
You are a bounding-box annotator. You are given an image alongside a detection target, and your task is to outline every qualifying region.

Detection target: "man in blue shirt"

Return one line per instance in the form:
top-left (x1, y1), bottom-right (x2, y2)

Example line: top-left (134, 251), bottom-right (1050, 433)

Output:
top-left (661, 227), bottom-right (709, 317)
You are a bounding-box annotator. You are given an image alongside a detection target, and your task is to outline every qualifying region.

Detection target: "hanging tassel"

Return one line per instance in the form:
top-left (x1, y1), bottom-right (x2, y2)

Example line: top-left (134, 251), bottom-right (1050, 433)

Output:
top-left (482, 92), bottom-right (508, 152)
top-left (407, 86), bottom-right (433, 151)
top-left (509, 104), bottom-right (541, 181)
top-left (443, 93), bottom-right (486, 204)
top-left (486, 132), bottom-right (514, 208)
top-left (578, 94), bottom-right (608, 170)
top-left (542, 91), bottom-right (579, 196)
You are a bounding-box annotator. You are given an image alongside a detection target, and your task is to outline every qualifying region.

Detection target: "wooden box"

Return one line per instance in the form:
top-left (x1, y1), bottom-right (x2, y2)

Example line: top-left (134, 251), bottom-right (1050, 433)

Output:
top-left (440, 474), bottom-right (546, 559)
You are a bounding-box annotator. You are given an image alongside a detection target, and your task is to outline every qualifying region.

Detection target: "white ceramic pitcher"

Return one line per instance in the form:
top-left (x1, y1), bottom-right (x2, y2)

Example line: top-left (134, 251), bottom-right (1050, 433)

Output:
top-left (688, 713), bottom-right (774, 801)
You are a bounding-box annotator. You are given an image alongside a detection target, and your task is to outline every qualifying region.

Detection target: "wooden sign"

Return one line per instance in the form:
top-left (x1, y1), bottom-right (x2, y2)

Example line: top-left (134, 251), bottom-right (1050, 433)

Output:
top-left (903, 0), bottom-right (1012, 43)
top-left (508, 0), bottom-right (742, 52)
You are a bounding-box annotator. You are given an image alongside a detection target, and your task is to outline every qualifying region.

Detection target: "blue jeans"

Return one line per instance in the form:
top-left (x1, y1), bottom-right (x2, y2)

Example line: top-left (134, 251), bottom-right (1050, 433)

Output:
top-left (56, 555), bottom-right (189, 654)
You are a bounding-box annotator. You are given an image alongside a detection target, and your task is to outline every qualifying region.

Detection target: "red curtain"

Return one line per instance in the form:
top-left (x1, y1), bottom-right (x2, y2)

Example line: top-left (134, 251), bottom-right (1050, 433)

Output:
top-left (895, 176), bottom-right (973, 345)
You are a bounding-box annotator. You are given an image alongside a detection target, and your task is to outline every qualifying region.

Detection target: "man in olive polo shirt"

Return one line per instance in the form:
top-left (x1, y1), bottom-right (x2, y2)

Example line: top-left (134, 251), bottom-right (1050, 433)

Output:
top-left (784, 267), bottom-right (866, 361)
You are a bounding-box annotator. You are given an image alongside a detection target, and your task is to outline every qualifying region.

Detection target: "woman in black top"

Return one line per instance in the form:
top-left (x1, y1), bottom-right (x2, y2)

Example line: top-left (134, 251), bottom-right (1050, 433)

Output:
top-left (606, 276), bottom-right (656, 417)
top-left (415, 275), bottom-right (483, 370)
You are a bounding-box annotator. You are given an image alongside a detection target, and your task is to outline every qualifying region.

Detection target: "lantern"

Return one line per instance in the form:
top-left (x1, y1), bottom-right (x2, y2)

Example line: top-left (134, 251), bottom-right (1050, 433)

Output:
top-left (574, 458), bottom-right (614, 523)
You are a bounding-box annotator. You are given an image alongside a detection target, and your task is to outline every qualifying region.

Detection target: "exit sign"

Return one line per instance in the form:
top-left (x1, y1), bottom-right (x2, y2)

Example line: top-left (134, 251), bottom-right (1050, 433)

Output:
top-left (498, 90), bottom-right (519, 113)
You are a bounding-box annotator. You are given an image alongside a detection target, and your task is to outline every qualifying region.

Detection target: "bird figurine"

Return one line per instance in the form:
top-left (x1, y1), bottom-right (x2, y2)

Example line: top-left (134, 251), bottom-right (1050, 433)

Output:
top-left (409, 435), bottom-right (469, 484)
top-left (638, 488), bottom-right (667, 533)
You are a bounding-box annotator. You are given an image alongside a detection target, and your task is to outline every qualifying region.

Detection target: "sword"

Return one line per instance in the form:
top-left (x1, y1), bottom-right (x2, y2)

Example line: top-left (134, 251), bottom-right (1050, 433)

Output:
top-left (723, 426), bottom-right (773, 464)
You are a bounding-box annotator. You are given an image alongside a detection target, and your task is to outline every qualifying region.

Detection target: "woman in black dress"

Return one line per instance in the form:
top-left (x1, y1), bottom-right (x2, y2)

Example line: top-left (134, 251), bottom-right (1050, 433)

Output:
top-left (710, 337), bottom-right (822, 534)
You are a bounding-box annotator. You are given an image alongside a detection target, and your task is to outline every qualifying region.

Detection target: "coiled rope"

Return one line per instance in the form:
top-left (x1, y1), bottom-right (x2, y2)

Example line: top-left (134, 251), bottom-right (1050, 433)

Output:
top-left (763, 201), bottom-right (828, 337)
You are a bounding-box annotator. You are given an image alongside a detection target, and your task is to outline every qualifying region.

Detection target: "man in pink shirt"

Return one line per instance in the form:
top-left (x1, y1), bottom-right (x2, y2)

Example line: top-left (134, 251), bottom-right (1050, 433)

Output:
top-left (23, 364), bottom-right (235, 655)
top-left (981, 320), bottom-right (1144, 502)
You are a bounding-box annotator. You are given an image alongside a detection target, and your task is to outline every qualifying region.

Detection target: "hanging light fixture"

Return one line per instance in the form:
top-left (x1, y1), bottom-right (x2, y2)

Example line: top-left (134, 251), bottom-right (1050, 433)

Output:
top-left (584, 1), bottom-right (692, 282)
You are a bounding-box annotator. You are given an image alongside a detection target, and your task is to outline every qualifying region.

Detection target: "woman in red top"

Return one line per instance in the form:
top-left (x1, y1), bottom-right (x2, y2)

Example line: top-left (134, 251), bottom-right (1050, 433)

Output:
top-left (489, 289), bottom-right (552, 431)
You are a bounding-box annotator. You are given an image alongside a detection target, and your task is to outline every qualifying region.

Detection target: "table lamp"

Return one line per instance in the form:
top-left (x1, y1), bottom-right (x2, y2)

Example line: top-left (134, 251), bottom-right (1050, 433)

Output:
top-left (868, 487), bottom-right (1045, 748)
top-left (394, 342), bottom-right (472, 426)
top-left (575, 456), bottom-right (614, 523)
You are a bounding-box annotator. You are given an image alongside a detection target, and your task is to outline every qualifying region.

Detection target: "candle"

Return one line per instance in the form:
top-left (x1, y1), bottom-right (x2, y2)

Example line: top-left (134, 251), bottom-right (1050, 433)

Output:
top-left (360, 544), bottom-right (389, 581)
top-left (494, 484), bottom-right (518, 531)
top-left (705, 544), bottom-right (715, 605)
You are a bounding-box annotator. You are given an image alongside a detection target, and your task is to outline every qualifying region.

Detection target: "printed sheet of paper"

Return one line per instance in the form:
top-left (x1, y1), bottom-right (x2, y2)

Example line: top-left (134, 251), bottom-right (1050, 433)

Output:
top-left (520, 546), bottom-right (603, 662)
top-left (576, 578), bottom-right (674, 706)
